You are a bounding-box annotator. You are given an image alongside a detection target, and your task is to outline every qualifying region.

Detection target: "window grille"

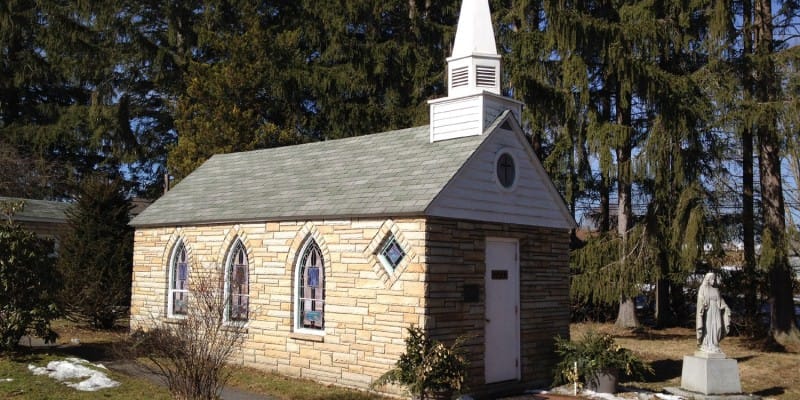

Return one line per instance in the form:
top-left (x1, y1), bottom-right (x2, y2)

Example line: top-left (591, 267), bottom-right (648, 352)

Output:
top-left (227, 241), bottom-right (249, 321)
top-left (496, 152), bottom-right (516, 188)
top-left (298, 241), bottom-right (325, 331)
top-left (169, 243), bottom-right (189, 317)
top-left (379, 235), bottom-right (406, 271)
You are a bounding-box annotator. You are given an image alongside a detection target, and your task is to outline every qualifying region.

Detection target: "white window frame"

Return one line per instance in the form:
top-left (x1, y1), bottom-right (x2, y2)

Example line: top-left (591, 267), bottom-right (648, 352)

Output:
top-left (293, 239), bottom-right (325, 335)
top-left (224, 240), bottom-right (249, 323)
top-left (167, 241), bottom-right (189, 318)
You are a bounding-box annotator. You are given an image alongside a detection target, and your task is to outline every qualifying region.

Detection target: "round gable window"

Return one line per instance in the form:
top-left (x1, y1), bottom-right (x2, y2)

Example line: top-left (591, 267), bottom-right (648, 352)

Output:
top-left (496, 152), bottom-right (516, 189)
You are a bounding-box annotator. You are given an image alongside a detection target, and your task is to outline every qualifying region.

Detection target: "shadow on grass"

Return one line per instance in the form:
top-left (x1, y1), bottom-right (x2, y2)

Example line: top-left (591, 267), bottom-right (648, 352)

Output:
top-left (754, 386), bottom-right (785, 397)
top-left (9, 351), bottom-right (45, 364)
top-left (741, 336), bottom-right (788, 353)
top-left (645, 358), bottom-right (682, 382)
top-left (734, 354), bottom-right (756, 363)
top-left (21, 340), bottom-right (120, 363)
top-left (629, 331), bottom-right (692, 341)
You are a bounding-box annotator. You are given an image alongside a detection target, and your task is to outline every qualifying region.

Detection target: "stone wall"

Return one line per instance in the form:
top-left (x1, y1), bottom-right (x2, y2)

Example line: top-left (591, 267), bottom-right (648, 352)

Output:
top-left (131, 218), bottom-right (427, 392)
top-left (131, 216), bottom-right (570, 396)
top-left (424, 217), bottom-right (571, 394)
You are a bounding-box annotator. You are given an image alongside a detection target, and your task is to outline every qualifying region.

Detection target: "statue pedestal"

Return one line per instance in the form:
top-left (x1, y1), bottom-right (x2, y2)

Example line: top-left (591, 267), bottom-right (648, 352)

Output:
top-left (680, 352), bottom-right (742, 395)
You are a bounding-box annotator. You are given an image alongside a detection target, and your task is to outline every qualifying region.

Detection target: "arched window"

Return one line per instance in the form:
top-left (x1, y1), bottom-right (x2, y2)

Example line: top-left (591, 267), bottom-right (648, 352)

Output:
top-left (226, 240), bottom-right (249, 322)
top-left (295, 240), bottom-right (324, 332)
top-left (168, 242), bottom-right (189, 317)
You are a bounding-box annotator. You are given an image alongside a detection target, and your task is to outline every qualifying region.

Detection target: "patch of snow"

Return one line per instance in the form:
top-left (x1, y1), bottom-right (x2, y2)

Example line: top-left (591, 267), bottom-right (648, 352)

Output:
top-left (524, 389), bottom-right (550, 394)
top-left (583, 391), bottom-right (625, 400)
top-left (655, 394), bottom-right (685, 400)
top-left (28, 358), bottom-right (120, 391)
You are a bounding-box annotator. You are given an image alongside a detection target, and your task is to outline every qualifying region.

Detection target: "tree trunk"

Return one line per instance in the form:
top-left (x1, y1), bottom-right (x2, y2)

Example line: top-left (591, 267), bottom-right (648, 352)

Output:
top-left (616, 297), bottom-right (639, 328)
top-left (599, 174), bottom-right (610, 233)
top-left (614, 95), bottom-right (640, 329)
top-left (753, 0), bottom-right (799, 338)
top-left (740, 0), bottom-right (759, 326)
top-left (655, 278), bottom-right (673, 328)
top-left (599, 93), bottom-right (612, 233)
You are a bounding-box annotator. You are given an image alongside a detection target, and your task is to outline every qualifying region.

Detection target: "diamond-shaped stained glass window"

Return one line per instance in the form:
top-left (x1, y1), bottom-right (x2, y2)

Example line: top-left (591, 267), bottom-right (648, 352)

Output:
top-left (380, 236), bottom-right (406, 270)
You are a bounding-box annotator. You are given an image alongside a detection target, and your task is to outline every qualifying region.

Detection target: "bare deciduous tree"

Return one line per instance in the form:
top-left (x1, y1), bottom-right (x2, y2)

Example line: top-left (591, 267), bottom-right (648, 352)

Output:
top-left (127, 265), bottom-right (247, 400)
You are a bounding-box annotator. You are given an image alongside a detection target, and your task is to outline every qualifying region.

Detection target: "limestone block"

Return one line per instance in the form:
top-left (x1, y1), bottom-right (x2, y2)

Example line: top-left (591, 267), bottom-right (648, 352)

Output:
top-left (681, 354), bottom-right (742, 395)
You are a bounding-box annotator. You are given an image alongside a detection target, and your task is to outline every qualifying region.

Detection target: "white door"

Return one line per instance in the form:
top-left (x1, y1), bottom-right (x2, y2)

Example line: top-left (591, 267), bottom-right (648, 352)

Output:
top-left (484, 238), bottom-right (520, 383)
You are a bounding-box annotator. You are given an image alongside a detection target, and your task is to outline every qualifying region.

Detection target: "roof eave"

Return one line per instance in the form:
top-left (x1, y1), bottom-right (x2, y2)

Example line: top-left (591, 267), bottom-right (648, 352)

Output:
top-left (130, 210), bottom-right (428, 229)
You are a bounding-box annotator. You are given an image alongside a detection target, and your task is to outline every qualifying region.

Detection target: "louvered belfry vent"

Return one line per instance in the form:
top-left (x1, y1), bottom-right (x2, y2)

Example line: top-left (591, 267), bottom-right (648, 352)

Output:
top-left (451, 66), bottom-right (469, 88)
top-left (476, 65), bottom-right (496, 88)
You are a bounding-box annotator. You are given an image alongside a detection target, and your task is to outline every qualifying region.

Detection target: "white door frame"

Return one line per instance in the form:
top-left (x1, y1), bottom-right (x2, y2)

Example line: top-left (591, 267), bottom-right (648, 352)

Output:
top-left (484, 237), bottom-right (521, 383)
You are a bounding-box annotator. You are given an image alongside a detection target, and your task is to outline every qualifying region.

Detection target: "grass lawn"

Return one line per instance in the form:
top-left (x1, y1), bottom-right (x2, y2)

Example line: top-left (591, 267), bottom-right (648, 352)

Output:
top-left (226, 367), bottom-right (388, 400)
top-left (1, 320), bottom-right (389, 400)
top-left (0, 352), bottom-right (172, 399)
top-left (571, 323), bottom-right (800, 399)
top-left (2, 320), bottom-right (797, 399)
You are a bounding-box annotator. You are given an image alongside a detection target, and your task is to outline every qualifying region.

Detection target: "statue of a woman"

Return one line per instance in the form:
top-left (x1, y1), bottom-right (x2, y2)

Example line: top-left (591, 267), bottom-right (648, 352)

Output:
top-left (696, 272), bottom-right (731, 354)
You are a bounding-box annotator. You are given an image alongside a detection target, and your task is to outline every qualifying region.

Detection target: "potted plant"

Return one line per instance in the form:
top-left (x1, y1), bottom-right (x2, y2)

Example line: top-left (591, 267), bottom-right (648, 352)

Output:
top-left (372, 326), bottom-right (468, 399)
top-left (553, 330), bottom-right (652, 393)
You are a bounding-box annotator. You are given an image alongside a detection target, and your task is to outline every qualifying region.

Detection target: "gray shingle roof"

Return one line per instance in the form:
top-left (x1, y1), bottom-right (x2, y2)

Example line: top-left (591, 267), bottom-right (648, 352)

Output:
top-left (0, 196), bottom-right (71, 223)
top-left (131, 125), bottom-right (489, 227)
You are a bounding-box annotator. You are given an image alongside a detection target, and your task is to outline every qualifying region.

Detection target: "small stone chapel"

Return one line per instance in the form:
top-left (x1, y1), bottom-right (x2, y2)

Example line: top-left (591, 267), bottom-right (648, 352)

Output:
top-left (130, 0), bottom-right (574, 397)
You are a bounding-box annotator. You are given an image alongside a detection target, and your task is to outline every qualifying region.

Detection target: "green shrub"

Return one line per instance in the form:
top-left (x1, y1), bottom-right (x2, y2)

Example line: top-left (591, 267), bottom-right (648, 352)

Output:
top-left (0, 222), bottom-right (60, 352)
top-left (553, 330), bottom-right (652, 386)
top-left (371, 327), bottom-right (468, 399)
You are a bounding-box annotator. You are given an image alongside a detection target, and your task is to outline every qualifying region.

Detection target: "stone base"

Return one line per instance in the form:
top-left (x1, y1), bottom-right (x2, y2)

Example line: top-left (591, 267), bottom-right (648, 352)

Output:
top-left (681, 355), bottom-right (742, 395)
top-left (665, 386), bottom-right (760, 400)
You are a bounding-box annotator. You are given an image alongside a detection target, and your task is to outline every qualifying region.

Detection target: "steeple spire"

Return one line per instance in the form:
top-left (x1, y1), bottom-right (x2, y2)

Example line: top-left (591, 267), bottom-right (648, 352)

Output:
top-left (451, 0), bottom-right (498, 58)
top-left (428, 0), bottom-right (522, 142)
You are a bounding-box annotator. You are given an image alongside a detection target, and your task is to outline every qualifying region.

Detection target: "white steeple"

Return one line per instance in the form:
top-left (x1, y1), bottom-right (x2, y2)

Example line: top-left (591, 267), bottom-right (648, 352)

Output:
top-left (451, 0), bottom-right (497, 57)
top-left (428, 0), bottom-right (522, 142)
top-left (449, 0), bottom-right (501, 97)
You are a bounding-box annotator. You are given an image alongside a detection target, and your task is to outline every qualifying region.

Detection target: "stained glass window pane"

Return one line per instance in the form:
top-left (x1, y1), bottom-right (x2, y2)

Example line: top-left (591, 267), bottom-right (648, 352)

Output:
top-left (380, 236), bottom-right (406, 270)
top-left (173, 291), bottom-right (188, 315)
top-left (298, 242), bottom-right (324, 330)
top-left (227, 242), bottom-right (249, 321)
top-left (169, 244), bottom-right (189, 316)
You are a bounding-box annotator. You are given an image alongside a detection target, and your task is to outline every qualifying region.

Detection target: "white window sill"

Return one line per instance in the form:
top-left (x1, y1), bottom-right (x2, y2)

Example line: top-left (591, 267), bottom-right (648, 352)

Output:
top-left (290, 331), bottom-right (325, 342)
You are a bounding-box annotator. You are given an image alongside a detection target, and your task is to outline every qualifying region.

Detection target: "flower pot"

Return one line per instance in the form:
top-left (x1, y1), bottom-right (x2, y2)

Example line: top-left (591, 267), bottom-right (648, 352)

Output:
top-left (585, 368), bottom-right (618, 393)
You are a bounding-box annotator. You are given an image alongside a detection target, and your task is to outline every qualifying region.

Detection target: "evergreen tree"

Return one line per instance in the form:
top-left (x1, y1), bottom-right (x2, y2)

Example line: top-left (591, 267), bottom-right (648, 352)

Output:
top-left (1, 0), bottom-right (99, 198)
top-left (704, 0), bottom-right (800, 339)
top-left (1, 1), bottom-right (171, 198)
top-left (300, 0), bottom-right (459, 139)
top-left (751, 0), bottom-right (799, 339)
top-left (167, 1), bottom-right (307, 179)
top-left (58, 177), bottom-right (133, 329)
top-left (166, 1), bottom-right (462, 180)
top-left (519, 0), bottom-right (720, 328)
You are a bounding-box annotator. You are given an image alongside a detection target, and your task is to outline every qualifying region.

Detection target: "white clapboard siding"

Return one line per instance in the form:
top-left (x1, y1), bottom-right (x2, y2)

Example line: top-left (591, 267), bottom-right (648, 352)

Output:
top-left (429, 93), bottom-right (523, 143)
top-left (426, 120), bottom-right (575, 230)
top-left (430, 96), bottom-right (483, 141)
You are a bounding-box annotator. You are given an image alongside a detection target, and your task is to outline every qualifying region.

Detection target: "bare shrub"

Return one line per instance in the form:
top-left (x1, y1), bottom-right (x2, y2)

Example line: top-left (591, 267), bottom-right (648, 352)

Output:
top-left (128, 266), bottom-right (247, 400)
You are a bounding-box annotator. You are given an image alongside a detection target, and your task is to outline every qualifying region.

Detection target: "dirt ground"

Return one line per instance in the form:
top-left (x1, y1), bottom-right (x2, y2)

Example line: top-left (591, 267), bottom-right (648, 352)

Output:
top-left (567, 323), bottom-right (800, 399)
